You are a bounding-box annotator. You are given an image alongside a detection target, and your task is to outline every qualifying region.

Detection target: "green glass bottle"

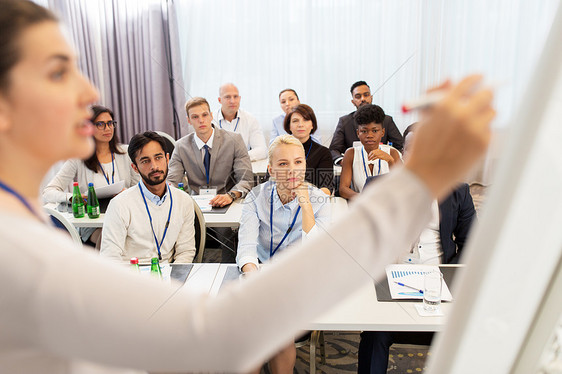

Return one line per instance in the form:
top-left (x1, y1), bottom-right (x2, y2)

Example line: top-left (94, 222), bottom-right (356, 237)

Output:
top-left (178, 182), bottom-right (185, 191)
top-left (130, 257), bottom-right (140, 272)
top-left (87, 182), bottom-right (100, 219)
top-left (71, 182), bottom-right (85, 218)
top-left (150, 257), bottom-right (162, 279)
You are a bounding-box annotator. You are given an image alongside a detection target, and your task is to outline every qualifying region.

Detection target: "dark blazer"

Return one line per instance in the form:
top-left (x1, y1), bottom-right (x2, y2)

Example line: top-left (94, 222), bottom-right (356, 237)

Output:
top-left (329, 112), bottom-right (404, 162)
top-left (438, 183), bottom-right (477, 264)
top-left (364, 178), bottom-right (476, 264)
top-left (302, 137), bottom-right (334, 192)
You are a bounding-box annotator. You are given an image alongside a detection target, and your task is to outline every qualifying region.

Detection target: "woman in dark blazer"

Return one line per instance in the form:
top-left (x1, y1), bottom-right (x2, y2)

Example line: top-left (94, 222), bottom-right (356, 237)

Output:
top-left (283, 104), bottom-right (333, 194)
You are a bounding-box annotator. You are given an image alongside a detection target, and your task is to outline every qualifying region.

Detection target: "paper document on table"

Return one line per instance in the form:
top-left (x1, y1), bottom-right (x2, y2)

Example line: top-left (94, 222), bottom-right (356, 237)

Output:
top-left (192, 194), bottom-right (214, 212)
top-left (386, 264), bottom-right (453, 301)
top-left (95, 180), bottom-right (124, 199)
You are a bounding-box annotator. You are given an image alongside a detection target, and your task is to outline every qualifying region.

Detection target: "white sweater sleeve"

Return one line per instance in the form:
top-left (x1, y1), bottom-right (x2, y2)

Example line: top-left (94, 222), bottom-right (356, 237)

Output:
top-left (42, 159), bottom-right (80, 203)
top-left (99, 198), bottom-right (129, 262)
top-left (0, 167), bottom-right (432, 373)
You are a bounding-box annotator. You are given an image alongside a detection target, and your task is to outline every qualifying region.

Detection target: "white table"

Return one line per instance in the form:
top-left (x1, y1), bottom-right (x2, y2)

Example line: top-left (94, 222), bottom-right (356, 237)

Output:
top-left (49, 196), bottom-right (348, 229)
top-left (251, 159), bottom-right (269, 176)
top-left (186, 263), bottom-right (453, 332)
top-left (202, 200), bottom-right (244, 228)
top-left (46, 201), bottom-right (244, 229)
top-left (45, 205), bottom-right (104, 228)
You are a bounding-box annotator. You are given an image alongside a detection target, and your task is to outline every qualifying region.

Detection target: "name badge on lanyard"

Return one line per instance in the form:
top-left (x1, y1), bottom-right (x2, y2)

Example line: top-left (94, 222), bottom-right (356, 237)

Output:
top-left (362, 149), bottom-right (381, 177)
top-left (138, 183), bottom-right (173, 260)
top-left (269, 185), bottom-right (301, 258)
top-left (199, 186), bottom-right (217, 196)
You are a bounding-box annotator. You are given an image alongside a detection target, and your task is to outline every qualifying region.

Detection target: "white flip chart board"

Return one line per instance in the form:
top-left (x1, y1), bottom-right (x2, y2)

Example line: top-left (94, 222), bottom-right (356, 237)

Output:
top-left (427, 1), bottom-right (562, 373)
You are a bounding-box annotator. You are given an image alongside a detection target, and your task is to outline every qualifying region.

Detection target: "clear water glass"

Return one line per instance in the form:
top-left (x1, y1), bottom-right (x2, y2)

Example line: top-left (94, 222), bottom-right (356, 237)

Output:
top-left (423, 270), bottom-right (443, 312)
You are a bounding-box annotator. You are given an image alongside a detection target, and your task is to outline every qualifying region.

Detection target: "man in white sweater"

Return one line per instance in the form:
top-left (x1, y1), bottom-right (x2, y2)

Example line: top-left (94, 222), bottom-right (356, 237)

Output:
top-left (100, 132), bottom-right (196, 264)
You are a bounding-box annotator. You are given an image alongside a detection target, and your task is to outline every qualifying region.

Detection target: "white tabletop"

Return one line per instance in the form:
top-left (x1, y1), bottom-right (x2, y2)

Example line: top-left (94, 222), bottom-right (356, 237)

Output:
top-left (202, 200), bottom-right (244, 228)
top-left (308, 281), bottom-right (449, 332)
top-left (44, 204), bottom-right (105, 228)
top-left (45, 201), bottom-right (245, 229)
top-left (251, 159), bottom-right (269, 175)
top-left (186, 264), bottom-right (450, 332)
top-left (48, 195), bottom-right (348, 229)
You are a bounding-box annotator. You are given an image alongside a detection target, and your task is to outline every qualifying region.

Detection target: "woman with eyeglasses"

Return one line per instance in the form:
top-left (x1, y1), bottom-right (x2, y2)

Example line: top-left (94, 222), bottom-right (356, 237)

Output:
top-left (43, 105), bottom-right (139, 247)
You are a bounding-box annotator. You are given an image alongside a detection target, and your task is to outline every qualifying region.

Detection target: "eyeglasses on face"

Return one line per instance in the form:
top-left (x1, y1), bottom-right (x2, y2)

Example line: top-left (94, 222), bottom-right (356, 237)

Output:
top-left (94, 120), bottom-right (117, 130)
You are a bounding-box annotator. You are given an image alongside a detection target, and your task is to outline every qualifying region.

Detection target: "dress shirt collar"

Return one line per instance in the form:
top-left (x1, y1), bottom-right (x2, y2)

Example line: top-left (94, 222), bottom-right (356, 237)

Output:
top-left (139, 179), bottom-right (169, 206)
top-left (270, 181), bottom-right (299, 211)
top-left (194, 127), bottom-right (215, 150)
top-left (217, 108), bottom-right (240, 123)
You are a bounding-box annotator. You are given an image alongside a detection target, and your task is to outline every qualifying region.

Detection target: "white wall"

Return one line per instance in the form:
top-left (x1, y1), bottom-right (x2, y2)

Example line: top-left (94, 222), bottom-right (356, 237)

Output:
top-left (175, 0), bottom-right (558, 147)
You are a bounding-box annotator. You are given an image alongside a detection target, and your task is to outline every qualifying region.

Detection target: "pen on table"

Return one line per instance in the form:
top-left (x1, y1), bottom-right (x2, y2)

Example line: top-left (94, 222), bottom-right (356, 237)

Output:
top-left (401, 81), bottom-right (503, 113)
top-left (394, 281), bottom-right (423, 294)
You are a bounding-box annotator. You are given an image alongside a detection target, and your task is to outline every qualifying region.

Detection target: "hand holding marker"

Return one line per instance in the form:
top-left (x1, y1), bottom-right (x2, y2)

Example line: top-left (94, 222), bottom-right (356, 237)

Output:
top-left (402, 81), bottom-right (502, 113)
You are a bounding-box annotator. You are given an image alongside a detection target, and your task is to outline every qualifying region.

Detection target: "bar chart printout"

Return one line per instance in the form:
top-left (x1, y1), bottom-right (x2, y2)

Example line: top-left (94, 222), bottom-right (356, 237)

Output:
top-left (385, 264), bottom-right (453, 300)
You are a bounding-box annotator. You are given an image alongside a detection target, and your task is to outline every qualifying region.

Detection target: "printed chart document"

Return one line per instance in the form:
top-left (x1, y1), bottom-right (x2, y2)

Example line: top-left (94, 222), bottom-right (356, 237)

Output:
top-left (386, 264), bottom-right (453, 301)
top-left (192, 194), bottom-right (214, 212)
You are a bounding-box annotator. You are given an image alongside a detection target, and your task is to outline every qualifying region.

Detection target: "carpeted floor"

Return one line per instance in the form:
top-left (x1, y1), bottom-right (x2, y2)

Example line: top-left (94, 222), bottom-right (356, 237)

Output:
top-left (293, 332), bottom-right (429, 373)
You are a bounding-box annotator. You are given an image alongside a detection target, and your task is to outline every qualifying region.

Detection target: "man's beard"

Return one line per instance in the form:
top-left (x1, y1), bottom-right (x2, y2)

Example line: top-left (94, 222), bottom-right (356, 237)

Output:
top-left (140, 168), bottom-right (168, 186)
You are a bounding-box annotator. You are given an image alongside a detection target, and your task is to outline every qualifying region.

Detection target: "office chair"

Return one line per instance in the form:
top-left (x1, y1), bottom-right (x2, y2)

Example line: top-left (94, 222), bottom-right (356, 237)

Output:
top-left (190, 195), bottom-right (206, 263)
top-left (154, 130), bottom-right (176, 156)
top-left (44, 206), bottom-right (82, 245)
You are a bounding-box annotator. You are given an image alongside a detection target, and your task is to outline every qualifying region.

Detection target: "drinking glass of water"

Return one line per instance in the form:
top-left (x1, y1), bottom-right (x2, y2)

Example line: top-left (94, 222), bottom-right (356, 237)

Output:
top-left (423, 270), bottom-right (443, 312)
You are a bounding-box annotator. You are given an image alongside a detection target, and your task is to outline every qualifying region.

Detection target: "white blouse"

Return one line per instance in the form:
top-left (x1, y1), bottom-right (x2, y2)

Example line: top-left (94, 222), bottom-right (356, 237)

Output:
top-left (0, 168), bottom-right (432, 373)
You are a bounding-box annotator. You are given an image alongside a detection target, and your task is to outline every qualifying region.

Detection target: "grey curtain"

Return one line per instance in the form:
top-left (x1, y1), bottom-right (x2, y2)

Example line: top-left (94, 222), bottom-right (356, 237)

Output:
top-left (37, 0), bottom-right (190, 143)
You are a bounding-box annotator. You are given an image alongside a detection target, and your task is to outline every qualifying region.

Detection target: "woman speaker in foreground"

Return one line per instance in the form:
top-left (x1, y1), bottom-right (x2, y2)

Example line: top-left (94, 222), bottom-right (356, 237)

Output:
top-left (0, 1), bottom-right (494, 373)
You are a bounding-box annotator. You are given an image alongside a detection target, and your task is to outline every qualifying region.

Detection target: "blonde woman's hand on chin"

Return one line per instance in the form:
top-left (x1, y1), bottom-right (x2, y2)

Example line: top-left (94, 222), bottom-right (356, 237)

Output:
top-left (293, 181), bottom-right (311, 207)
top-left (293, 182), bottom-right (315, 233)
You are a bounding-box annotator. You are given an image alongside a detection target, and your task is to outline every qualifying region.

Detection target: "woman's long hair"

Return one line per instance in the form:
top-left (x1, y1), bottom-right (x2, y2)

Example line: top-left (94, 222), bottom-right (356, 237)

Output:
top-left (84, 105), bottom-right (124, 173)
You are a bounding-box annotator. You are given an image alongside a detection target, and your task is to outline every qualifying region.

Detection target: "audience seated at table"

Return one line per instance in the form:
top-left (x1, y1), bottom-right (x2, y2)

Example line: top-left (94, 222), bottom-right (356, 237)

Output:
top-left (42, 105), bottom-right (139, 248)
top-left (236, 134), bottom-right (331, 374)
top-left (271, 88), bottom-right (321, 145)
top-left (338, 104), bottom-right (402, 200)
top-left (100, 132), bottom-right (196, 264)
top-left (357, 118), bottom-right (478, 374)
top-left (283, 104), bottom-right (333, 194)
top-left (211, 83), bottom-right (267, 161)
top-left (168, 96), bottom-right (253, 262)
top-left (329, 80), bottom-right (404, 164)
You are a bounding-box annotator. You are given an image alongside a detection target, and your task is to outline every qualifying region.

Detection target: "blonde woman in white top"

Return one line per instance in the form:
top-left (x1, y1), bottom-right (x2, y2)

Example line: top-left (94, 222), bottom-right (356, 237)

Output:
top-left (0, 2), bottom-right (495, 372)
top-left (339, 104), bottom-right (402, 200)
